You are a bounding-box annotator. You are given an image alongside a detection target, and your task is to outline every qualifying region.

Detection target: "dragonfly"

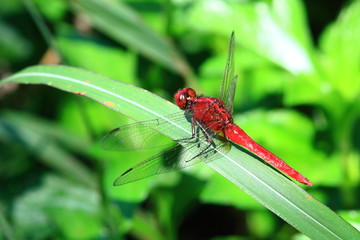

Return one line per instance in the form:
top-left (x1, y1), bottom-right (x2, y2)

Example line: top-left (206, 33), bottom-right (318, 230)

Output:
top-left (101, 32), bottom-right (312, 186)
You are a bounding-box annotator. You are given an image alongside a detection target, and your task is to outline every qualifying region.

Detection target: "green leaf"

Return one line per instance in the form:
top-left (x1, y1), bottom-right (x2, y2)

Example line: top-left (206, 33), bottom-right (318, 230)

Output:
top-left (58, 37), bottom-right (138, 83)
top-left (0, 204), bottom-right (18, 240)
top-left (0, 21), bottom-right (31, 62)
top-left (72, 0), bottom-right (193, 81)
top-left (283, 73), bottom-right (323, 106)
top-left (201, 171), bottom-right (262, 210)
top-left (12, 174), bottom-right (102, 239)
top-left (187, 0), bottom-right (315, 74)
top-left (319, 0), bottom-right (360, 101)
top-left (31, 0), bottom-right (67, 21)
top-left (338, 210), bottom-right (360, 231)
top-left (0, 111), bottom-right (95, 187)
top-left (1, 65), bottom-right (359, 240)
top-left (272, 0), bottom-right (313, 51)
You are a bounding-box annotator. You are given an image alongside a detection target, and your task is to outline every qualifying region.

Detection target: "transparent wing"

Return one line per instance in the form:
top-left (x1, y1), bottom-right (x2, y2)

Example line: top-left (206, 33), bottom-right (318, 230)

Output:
top-left (100, 113), bottom-right (188, 151)
top-left (218, 31), bottom-right (238, 114)
top-left (104, 111), bottom-right (232, 186)
top-left (113, 135), bottom-right (225, 186)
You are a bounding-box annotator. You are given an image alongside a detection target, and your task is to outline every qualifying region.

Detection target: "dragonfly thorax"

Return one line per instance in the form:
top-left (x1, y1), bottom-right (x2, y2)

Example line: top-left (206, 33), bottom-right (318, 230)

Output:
top-left (175, 88), bottom-right (233, 132)
top-left (190, 96), bottom-right (233, 132)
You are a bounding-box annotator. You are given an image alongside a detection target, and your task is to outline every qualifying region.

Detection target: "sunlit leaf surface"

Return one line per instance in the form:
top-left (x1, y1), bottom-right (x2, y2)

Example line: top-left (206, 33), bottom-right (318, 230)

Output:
top-left (2, 65), bottom-right (359, 240)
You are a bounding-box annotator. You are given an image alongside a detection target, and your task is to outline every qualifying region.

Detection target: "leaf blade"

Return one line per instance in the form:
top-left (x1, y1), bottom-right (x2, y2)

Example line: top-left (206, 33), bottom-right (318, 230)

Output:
top-left (1, 65), bottom-right (359, 240)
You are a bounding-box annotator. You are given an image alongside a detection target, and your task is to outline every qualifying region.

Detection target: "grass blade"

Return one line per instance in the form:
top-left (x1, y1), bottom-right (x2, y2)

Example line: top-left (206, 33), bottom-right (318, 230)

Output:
top-left (1, 65), bottom-right (359, 240)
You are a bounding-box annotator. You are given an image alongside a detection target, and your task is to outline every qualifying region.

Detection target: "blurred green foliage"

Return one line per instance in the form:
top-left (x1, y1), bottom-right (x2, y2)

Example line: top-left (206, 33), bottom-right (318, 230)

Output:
top-left (0, 0), bottom-right (359, 239)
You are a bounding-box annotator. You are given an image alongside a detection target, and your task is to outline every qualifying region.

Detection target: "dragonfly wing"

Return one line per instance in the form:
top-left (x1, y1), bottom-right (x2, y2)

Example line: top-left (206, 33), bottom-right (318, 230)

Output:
top-left (114, 144), bottom-right (202, 185)
top-left (101, 122), bottom-right (173, 151)
top-left (112, 122), bottom-right (232, 186)
top-left (218, 31), bottom-right (237, 114)
top-left (113, 129), bottom-right (230, 186)
top-left (100, 112), bottom-right (188, 151)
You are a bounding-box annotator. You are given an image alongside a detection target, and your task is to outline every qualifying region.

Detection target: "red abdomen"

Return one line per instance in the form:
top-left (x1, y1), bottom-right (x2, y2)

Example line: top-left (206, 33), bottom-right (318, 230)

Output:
top-left (224, 124), bottom-right (312, 186)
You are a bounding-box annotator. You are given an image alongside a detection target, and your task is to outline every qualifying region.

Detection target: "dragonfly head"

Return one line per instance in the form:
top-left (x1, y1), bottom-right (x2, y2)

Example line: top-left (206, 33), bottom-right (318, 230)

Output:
top-left (174, 88), bottom-right (197, 109)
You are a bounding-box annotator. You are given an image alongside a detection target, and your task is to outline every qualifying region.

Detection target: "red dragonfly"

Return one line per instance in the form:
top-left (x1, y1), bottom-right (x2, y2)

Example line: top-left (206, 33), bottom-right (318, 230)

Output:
top-left (101, 32), bottom-right (312, 186)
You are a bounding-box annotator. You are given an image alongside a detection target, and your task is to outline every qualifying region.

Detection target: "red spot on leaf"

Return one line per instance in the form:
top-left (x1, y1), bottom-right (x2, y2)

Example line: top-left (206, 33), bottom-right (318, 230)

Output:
top-left (74, 91), bottom-right (86, 96)
top-left (104, 101), bottom-right (115, 107)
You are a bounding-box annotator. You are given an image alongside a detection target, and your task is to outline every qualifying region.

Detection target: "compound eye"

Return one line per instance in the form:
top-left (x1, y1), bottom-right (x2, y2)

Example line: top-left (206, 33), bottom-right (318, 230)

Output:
top-left (184, 88), bottom-right (196, 99)
top-left (174, 90), bottom-right (187, 109)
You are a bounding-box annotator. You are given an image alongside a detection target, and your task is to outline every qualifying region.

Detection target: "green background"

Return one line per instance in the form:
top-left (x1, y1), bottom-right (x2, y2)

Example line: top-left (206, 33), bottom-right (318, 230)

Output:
top-left (0, 0), bottom-right (359, 239)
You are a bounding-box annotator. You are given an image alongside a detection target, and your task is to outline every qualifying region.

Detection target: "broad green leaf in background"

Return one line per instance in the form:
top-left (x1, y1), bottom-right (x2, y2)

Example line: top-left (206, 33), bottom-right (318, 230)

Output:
top-left (57, 37), bottom-right (138, 84)
top-left (319, 0), bottom-right (360, 102)
top-left (12, 174), bottom-right (102, 239)
top-left (186, 0), bottom-right (315, 74)
top-left (0, 202), bottom-right (17, 240)
top-left (0, 21), bottom-right (31, 62)
top-left (1, 65), bottom-right (359, 240)
top-left (72, 0), bottom-right (194, 84)
top-left (31, 0), bottom-right (67, 21)
top-left (272, 0), bottom-right (313, 50)
top-left (285, 0), bottom-right (360, 108)
top-left (283, 72), bottom-right (324, 106)
top-left (0, 111), bottom-right (95, 187)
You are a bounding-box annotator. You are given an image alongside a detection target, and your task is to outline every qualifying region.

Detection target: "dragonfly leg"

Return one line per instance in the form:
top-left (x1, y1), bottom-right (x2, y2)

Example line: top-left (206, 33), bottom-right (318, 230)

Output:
top-left (174, 117), bottom-right (217, 163)
top-left (184, 118), bottom-right (217, 162)
top-left (176, 116), bottom-right (200, 142)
